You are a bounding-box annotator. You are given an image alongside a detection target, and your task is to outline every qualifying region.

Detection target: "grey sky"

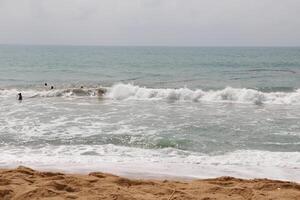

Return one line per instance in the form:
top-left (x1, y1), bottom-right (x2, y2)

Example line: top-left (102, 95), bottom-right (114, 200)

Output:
top-left (0, 0), bottom-right (299, 46)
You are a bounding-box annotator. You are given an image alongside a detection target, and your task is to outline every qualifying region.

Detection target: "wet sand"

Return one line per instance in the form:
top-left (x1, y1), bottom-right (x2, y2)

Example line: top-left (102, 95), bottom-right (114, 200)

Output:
top-left (0, 166), bottom-right (299, 200)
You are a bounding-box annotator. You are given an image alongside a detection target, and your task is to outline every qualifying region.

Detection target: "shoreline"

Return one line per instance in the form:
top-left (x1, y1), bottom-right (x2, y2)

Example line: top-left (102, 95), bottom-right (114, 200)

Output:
top-left (1, 166), bottom-right (299, 200)
top-left (1, 160), bottom-right (299, 183)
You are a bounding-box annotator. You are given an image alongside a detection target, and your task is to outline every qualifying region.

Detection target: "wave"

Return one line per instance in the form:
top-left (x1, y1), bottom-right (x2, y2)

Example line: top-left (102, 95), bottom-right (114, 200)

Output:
top-left (1, 83), bottom-right (300, 105)
top-left (0, 145), bottom-right (299, 180)
top-left (107, 83), bottom-right (300, 105)
top-left (246, 69), bottom-right (297, 74)
top-left (0, 87), bottom-right (107, 98)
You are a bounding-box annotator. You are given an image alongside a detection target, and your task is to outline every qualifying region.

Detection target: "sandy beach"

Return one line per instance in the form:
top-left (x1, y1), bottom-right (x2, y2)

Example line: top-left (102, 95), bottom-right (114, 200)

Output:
top-left (0, 166), bottom-right (299, 200)
top-left (1, 0), bottom-right (300, 198)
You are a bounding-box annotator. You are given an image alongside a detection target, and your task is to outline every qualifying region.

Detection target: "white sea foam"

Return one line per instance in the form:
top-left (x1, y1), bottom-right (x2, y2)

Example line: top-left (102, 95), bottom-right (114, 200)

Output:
top-left (0, 88), bottom-right (99, 98)
top-left (1, 83), bottom-right (300, 105)
top-left (0, 145), bottom-right (299, 181)
top-left (106, 83), bottom-right (300, 105)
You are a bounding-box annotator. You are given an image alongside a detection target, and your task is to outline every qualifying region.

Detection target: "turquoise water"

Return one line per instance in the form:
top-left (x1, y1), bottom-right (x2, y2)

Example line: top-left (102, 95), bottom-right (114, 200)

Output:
top-left (0, 45), bottom-right (300, 180)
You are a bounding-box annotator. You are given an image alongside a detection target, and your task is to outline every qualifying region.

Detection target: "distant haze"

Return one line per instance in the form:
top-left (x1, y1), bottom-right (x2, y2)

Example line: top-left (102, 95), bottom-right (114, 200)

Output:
top-left (0, 0), bottom-right (299, 46)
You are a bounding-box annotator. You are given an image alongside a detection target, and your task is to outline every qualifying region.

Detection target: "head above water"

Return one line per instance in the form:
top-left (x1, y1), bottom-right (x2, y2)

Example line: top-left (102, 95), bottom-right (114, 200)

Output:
top-left (97, 88), bottom-right (107, 96)
top-left (44, 83), bottom-right (48, 86)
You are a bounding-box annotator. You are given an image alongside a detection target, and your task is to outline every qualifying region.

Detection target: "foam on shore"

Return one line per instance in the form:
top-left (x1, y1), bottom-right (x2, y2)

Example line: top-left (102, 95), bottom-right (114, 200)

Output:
top-left (0, 145), bottom-right (299, 181)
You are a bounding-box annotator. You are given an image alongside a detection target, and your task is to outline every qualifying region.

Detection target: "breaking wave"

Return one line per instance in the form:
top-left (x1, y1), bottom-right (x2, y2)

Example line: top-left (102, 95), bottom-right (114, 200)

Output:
top-left (0, 87), bottom-right (107, 98)
top-left (1, 83), bottom-right (300, 105)
top-left (107, 83), bottom-right (300, 105)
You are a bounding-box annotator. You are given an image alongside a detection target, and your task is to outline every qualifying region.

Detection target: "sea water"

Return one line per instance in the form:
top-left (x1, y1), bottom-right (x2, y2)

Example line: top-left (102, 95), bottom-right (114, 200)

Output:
top-left (0, 45), bottom-right (299, 181)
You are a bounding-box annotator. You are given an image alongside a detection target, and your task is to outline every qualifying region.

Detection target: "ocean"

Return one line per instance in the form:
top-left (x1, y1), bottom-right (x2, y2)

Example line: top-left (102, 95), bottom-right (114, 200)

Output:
top-left (0, 45), bottom-right (300, 181)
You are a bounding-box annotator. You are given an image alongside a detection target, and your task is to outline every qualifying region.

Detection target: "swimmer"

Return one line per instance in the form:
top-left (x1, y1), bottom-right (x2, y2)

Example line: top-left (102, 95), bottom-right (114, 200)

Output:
top-left (51, 86), bottom-right (54, 90)
top-left (97, 88), bottom-right (107, 96)
top-left (17, 93), bottom-right (22, 101)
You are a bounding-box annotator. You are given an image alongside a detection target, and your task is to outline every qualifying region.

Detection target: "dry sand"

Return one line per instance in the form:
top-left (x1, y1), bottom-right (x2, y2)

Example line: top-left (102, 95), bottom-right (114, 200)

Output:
top-left (0, 166), bottom-right (299, 200)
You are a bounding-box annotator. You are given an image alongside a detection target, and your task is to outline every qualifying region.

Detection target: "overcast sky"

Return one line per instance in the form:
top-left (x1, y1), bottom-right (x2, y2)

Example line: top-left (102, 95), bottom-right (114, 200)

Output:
top-left (0, 0), bottom-right (299, 46)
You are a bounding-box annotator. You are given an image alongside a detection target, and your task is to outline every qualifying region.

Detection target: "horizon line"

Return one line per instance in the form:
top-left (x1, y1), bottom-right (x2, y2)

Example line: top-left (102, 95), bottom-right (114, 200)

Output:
top-left (0, 43), bottom-right (300, 48)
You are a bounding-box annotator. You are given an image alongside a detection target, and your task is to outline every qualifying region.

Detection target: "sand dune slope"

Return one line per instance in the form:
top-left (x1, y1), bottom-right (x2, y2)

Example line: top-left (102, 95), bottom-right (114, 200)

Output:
top-left (0, 166), bottom-right (299, 200)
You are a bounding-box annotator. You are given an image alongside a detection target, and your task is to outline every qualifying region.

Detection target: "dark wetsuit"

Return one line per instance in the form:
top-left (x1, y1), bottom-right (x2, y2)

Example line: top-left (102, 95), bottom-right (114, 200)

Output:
top-left (18, 93), bottom-right (22, 101)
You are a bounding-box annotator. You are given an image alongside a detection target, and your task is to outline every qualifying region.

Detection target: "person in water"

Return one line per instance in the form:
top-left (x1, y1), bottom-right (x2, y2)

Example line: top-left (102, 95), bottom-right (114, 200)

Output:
top-left (51, 86), bottom-right (54, 89)
top-left (17, 93), bottom-right (22, 101)
top-left (44, 83), bottom-right (48, 87)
